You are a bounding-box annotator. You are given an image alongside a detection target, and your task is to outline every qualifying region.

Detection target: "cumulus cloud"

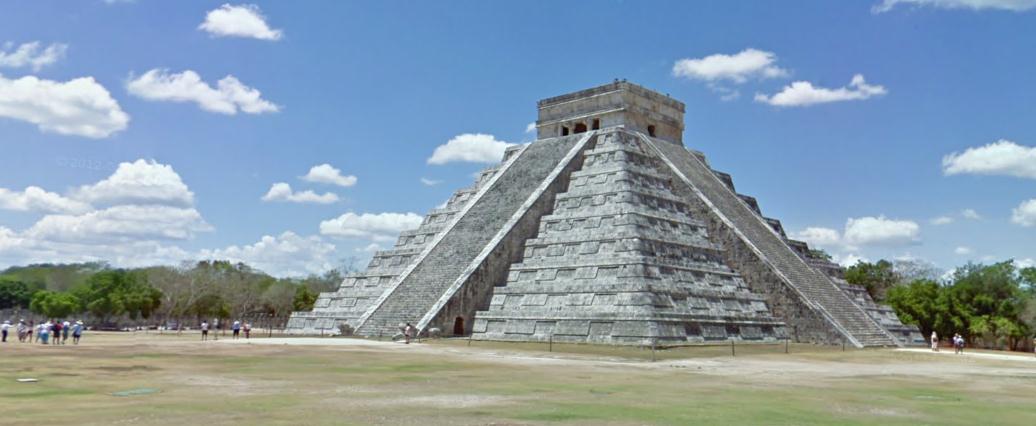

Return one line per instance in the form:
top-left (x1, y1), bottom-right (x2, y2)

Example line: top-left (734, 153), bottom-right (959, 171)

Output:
top-left (954, 246), bottom-right (974, 255)
top-left (930, 216), bottom-right (954, 225)
top-left (1011, 198), bottom-right (1036, 227)
top-left (427, 133), bottom-right (515, 165)
top-left (754, 74), bottom-right (887, 107)
top-left (0, 158), bottom-right (219, 271)
top-left (0, 41), bottom-right (67, 71)
top-left (126, 69), bottom-right (278, 115)
top-left (942, 140), bottom-right (1036, 179)
top-left (198, 4), bottom-right (283, 41)
top-left (319, 212), bottom-right (423, 241)
top-left (420, 177), bottom-right (442, 186)
top-left (844, 216), bottom-right (920, 246)
top-left (261, 183), bottom-right (338, 204)
top-left (73, 159), bottom-right (195, 207)
top-left (873, 0), bottom-right (1036, 13)
top-left (672, 48), bottom-right (788, 83)
top-left (790, 227), bottom-right (842, 248)
top-left (199, 232), bottom-right (336, 277)
top-left (832, 253), bottom-right (869, 268)
top-left (961, 208), bottom-right (982, 220)
top-left (0, 187), bottom-right (91, 214)
top-left (0, 74), bottom-right (129, 138)
top-left (301, 164), bottom-right (357, 187)
top-left (25, 205), bottom-right (211, 243)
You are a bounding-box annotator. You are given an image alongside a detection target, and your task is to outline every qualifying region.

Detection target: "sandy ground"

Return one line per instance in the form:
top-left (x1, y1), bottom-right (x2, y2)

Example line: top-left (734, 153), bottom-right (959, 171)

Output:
top-left (221, 337), bottom-right (1036, 383)
top-left (897, 347), bottom-right (1036, 362)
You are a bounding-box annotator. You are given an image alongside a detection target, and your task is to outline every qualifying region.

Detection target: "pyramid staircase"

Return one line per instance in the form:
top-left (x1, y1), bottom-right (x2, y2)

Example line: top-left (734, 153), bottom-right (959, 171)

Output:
top-left (643, 134), bottom-right (898, 347)
top-left (352, 132), bottom-right (596, 337)
top-left (471, 129), bottom-right (787, 345)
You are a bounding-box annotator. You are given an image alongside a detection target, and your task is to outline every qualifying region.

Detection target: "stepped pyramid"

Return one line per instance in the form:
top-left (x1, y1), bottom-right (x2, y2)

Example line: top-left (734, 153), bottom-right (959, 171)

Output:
top-left (286, 81), bottom-right (921, 347)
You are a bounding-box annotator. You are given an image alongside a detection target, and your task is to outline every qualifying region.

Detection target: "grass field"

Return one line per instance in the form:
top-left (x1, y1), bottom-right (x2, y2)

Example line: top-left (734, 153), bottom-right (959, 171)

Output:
top-left (1, 332), bottom-right (1034, 425)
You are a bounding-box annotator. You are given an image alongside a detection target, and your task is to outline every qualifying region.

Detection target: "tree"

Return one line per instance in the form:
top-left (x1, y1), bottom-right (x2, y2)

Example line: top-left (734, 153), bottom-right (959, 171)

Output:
top-left (29, 290), bottom-right (81, 319)
top-left (293, 285), bottom-right (318, 311)
top-left (845, 260), bottom-right (898, 301)
top-left (74, 269), bottom-right (162, 324)
top-left (886, 279), bottom-right (941, 337)
top-left (0, 279), bottom-right (38, 309)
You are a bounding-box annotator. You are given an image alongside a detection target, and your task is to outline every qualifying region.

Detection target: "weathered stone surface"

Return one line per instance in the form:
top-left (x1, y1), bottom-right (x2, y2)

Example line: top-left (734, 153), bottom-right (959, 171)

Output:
top-left (288, 81), bottom-right (917, 348)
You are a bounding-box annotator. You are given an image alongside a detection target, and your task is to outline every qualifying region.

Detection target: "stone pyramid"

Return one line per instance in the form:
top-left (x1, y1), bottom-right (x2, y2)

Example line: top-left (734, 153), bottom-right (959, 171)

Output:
top-left (286, 81), bottom-right (921, 347)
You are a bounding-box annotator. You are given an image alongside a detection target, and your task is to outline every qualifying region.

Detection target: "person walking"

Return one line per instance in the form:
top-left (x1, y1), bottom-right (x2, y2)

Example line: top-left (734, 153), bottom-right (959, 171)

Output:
top-left (243, 322), bottom-right (251, 339)
top-left (17, 320), bottom-right (27, 343)
top-left (200, 320), bottom-right (210, 341)
top-left (1, 320), bottom-right (10, 342)
top-left (930, 331), bottom-right (939, 352)
top-left (52, 320), bottom-right (62, 345)
top-left (403, 323), bottom-right (413, 344)
top-left (39, 321), bottom-right (51, 345)
top-left (72, 320), bottom-right (84, 345)
top-left (62, 320), bottom-right (71, 344)
top-left (232, 321), bottom-right (241, 339)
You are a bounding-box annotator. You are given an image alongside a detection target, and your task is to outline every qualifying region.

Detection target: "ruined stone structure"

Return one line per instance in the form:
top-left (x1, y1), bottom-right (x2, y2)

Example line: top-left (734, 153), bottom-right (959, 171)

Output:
top-left (287, 81), bottom-right (922, 347)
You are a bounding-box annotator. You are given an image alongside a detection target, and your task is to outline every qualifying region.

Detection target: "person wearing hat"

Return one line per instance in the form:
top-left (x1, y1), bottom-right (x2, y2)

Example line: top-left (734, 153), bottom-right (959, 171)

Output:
top-left (16, 320), bottom-right (27, 342)
top-left (72, 320), bottom-right (84, 345)
top-left (1, 320), bottom-right (10, 343)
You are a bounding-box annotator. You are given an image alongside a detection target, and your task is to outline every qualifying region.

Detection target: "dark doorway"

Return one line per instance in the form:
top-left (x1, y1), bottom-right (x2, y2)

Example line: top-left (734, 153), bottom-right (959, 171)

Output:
top-left (453, 317), bottom-right (465, 335)
top-left (591, 119), bottom-right (600, 130)
top-left (647, 125), bottom-right (656, 137)
top-left (574, 123), bottom-right (588, 133)
top-left (561, 126), bottom-right (570, 136)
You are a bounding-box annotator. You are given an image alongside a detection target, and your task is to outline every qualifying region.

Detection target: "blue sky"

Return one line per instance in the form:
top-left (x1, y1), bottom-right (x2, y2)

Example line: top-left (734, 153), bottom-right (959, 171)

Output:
top-left (0, 0), bottom-right (1033, 276)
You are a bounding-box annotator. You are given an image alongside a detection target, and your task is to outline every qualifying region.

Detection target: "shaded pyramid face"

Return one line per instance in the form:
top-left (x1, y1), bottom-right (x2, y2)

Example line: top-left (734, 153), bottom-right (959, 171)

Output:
top-left (284, 164), bottom-right (506, 334)
top-left (471, 129), bottom-right (786, 345)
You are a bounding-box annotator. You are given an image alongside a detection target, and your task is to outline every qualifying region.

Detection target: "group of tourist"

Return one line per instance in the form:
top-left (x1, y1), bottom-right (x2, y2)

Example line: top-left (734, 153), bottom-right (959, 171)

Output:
top-left (929, 331), bottom-right (966, 354)
top-left (199, 320), bottom-right (251, 341)
top-left (0, 319), bottom-right (84, 345)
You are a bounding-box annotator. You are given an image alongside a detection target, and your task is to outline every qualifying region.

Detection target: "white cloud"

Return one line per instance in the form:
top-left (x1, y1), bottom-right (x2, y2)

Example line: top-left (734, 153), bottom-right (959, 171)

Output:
top-left (73, 159), bottom-right (195, 207)
top-left (25, 205), bottom-right (212, 243)
top-left (525, 122), bottom-right (536, 134)
top-left (1011, 198), bottom-right (1036, 227)
top-left (427, 133), bottom-right (515, 165)
top-left (319, 212), bottom-right (423, 241)
top-left (198, 3), bottom-right (283, 41)
top-left (942, 140), bottom-right (1036, 179)
top-left (873, 0), bottom-right (1036, 13)
top-left (790, 227), bottom-right (842, 248)
top-left (930, 216), bottom-right (954, 225)
top-left (0, 74), bottom-right (129, 138)
top-left (1016, 258), bottom-right (1035, 268)
top-left (754, 74), bottom-right (887, 107)
top-left (356, 243), bottom-right (383, 253)
top-left (0, 186), bottom-right (91, 214)
top-left (301, 163), bottom-right (357, 187)
top-left (199, 232), bottom-right (335, 277)
top-left (261, 183), bottom-right (338, 204)
top-left (420, 177), bottom-right (442, 186)
top-left (844, 216), bottom-right (920, 246)
top-left (954, 246), bottom-right (973, 255)
top-left (126, 69), bottom-right (278, 115)
top-left (0, 41), bottom-right (67, 71)
top-left (833, 253), bottom-right (869, 267)
top-left (672, 48), bottom-right (788, 83)
top-left (961, 208), bottom-right (982, 220)
top-left (0, 158), bottom-right (217, 271)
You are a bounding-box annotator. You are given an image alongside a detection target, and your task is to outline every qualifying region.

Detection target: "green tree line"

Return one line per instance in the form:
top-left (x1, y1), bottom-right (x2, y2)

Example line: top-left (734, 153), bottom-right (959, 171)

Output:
top-left (0, 260), bottom-right (344, 328)
top-left (846, 259), bottom-right (1036, 351)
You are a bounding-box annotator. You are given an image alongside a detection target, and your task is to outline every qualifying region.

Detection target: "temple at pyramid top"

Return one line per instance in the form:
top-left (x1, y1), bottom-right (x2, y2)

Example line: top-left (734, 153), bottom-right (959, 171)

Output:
top-left (535, 80), bottom-right (685, 145)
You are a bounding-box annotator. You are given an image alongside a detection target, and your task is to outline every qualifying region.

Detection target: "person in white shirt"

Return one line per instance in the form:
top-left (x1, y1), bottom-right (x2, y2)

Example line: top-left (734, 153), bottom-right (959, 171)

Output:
top-left (200, 320), bottom-right (210, 341)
